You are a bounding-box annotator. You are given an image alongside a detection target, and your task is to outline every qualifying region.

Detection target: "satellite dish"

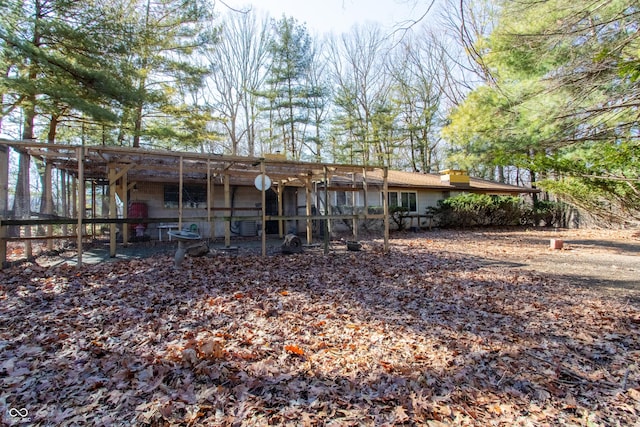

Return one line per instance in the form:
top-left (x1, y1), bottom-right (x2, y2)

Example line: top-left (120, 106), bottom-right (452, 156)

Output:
top-left (254, 174), bottom-right (271, 191)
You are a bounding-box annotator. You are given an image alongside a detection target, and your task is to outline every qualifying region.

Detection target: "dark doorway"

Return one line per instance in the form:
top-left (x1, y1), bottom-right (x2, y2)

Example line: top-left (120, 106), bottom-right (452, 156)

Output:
top-left (265, 189), bottom-right (278, 234)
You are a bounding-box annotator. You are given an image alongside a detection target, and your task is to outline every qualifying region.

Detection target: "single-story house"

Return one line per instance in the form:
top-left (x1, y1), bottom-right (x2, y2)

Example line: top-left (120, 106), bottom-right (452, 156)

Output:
top-left (0, 140), bottom-right (537, 265)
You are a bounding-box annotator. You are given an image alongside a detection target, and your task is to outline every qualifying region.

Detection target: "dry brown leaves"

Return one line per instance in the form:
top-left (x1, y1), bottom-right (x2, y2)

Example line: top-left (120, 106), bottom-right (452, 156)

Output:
top-left (1, 230), bottom-right (639, 426)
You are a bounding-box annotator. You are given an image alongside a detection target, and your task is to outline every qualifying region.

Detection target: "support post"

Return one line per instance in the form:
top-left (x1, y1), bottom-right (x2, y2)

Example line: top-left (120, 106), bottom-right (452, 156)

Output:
top-left (305, 177), bottom-right (312, 245)
top-left (383, 167), bottom-right (389, 253)
top-left (76, 147), bottom-right (85, 267)
top-left (90, 180), bottom-right (96, 239)
top-left (277, 181), bottom-right (284, 238)
top-left (207, 160), bottom-right (213, 239)
top-left (352, 173), bottom-right (358, 241)
top-left (224, 172), bottom-right (231, 247)
top-left (72, 175), bottom-right (77, 227)
top-left (61, 170), bottom-right (68, 236)
top-left (0, 145), bottom-right (7, 217)
top-left (0, 223), bottom-right (5, 268)
top-left (0, 145), bottom-right (8, 267)
top-left (178, 156), bottom-right (183, 230)
top-left (261, 162), bottom-right (267, 257)
top-left (45, 162), bottom-right (53, 251)
top-left (121, 171), bottom-right (128, 246)
top-left (362, 167), bottom-right (368, 222)
top-left (323, 166), bottom-right (329, 255)
top-left (109, 167), bottom-right (117, 257)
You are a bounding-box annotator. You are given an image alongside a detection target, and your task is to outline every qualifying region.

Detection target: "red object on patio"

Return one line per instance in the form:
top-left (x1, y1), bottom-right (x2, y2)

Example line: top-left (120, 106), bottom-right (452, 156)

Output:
top-left (128, 201), bottom-right (148, 235)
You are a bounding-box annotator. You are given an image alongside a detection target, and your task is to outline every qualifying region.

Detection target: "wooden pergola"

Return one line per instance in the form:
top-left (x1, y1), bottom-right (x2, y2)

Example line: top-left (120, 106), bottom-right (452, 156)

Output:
top-left (0, 140), bottom-right (390, 267)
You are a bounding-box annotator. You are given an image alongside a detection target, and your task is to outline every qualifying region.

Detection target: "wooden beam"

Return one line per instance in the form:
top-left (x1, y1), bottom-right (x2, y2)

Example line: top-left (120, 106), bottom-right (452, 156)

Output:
top-left (107, 162), bottom-right (134, 183)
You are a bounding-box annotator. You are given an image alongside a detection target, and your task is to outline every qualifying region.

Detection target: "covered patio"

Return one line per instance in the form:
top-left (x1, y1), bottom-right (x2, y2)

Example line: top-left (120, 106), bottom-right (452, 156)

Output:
top-left (0, 139), bottom-right (391, 268)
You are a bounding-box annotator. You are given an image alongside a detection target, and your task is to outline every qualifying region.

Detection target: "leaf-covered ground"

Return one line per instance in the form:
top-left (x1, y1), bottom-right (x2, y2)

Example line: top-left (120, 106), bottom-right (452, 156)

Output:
top-left (1, 230), bottom-right (639, 426)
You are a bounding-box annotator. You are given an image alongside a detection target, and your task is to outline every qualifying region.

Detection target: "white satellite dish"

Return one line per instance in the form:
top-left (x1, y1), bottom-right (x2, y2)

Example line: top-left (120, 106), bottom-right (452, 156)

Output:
top-left (254, 174), bottom-right (271, 191)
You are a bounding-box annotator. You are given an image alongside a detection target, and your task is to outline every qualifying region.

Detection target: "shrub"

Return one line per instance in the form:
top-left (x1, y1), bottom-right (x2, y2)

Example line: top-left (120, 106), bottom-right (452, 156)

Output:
top-left (526, 200), bottom-right (564, 227)
top-left (433, 194), bottom-right (524, 228)
top-left (390, 206), bottom-right (410, 231)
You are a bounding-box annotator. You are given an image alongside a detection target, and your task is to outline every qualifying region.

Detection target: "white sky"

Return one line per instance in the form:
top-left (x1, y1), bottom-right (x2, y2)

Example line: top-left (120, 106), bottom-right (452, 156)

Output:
top-left (219, 0), bottom-right (432, 35)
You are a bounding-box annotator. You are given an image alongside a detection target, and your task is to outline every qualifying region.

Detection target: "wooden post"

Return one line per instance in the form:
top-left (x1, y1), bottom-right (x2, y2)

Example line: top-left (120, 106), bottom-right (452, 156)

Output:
top-left (323, 166), bottom-right (329, 255)
top-left (90, 180), bottom-right (96, 239)
top-left (0, 145), bottom-right (7, 217)
top-left (0, 223), bottom-right (5, 268)
top-left (72, 175), bottom-right (77, 242)
top-left (207, 160), bottom-right (213, 239)
top-left (45, 162), bottom-right (53, 251)
top-left (352, 173), bottom-right (358, 241)
top-left (224, 172), bottom-right (231, 247)
top-left (121, 171), bottom-right (128, 246)
top-left (61, 170), bottom-right (68, 236)
top-left (383, 167), bottom-right (389, 253)
top-left (277, 181), bottom-right (284, 238)
top-left (0, 145), bottom-right (8, 267)
top-left (362, 167), bottom-right (368, 223)
top-left (76, 147), bottom-right (85, 267)
top-left (109, 167), bottom-right (117, 257)
top-left (305, 177), bottom-right (312, 245)
top-left (261, 162), bottom-right (267, 257)
top-left (178, 156), bottom-right (183, 230)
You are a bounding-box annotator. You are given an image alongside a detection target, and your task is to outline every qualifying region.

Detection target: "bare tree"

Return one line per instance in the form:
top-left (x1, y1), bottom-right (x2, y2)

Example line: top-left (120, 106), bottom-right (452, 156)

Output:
top-left (326, 24), bottom-right (393, 166)
top-left (203, 10), bottom-right (270, 156)
top-left (389, 31), bottom-right (444, 173)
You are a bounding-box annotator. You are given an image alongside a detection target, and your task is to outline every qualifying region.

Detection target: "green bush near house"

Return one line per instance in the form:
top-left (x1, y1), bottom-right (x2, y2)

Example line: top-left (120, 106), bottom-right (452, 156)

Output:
top-left (522, 200), bottom-right (564, 227)
top-left (432, 194), bottom-right (527, 228)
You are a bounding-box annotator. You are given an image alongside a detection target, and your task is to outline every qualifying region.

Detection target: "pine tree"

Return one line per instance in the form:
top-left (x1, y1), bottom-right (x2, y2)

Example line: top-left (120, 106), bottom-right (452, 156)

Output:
top-left (263, 16), bottom-right (315, 159)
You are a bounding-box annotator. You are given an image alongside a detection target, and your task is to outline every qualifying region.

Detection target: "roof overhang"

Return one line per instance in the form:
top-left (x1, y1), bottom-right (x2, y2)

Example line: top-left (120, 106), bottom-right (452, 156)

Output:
top-left (0, 140), bottom-right (383, 187)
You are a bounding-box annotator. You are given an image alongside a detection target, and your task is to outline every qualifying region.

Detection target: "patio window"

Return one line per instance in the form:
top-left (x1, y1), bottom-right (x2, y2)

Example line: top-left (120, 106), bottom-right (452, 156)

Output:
top-left (164, 184), bottom-right (207, 209)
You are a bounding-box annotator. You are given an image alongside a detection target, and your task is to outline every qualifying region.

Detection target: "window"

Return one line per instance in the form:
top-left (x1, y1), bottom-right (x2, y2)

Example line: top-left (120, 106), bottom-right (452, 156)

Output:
top-left (386, 191), bottom-right (417, 212)
top-left (336, 191), bottom-right (354, 207)
top-left (164, 184), bottom-right (207, 209)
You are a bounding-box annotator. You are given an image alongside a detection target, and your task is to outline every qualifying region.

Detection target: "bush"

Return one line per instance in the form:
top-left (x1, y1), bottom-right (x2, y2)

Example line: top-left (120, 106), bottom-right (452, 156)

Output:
top-left (523, 200), bottom-right (564, 227)
top-left (433, 194), bottom-right (523, 228)
top-left (390, 205), bottom-right (410, 231)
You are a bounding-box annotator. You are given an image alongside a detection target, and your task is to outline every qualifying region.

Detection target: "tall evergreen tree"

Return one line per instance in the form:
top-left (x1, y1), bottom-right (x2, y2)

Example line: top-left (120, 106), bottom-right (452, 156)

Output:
top-left (263, 16), bottom-right (315, 159)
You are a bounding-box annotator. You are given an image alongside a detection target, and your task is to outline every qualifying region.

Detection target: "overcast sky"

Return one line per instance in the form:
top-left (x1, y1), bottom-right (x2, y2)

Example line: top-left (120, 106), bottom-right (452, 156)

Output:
top-left (219, 0), bottom-right (433, 35)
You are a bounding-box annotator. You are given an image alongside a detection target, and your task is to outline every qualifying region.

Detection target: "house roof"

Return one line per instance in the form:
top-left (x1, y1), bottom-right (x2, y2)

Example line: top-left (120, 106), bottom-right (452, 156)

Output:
top-left (328, 169), bottom-right (537, 194)
top-left (0, 139), bottom-right (536, 194)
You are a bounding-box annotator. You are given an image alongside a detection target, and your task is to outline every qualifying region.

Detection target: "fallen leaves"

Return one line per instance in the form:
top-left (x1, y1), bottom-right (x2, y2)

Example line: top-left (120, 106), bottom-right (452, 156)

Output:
top-left (284, 344), bottom-right (305, 356)
top-left (0, 229), bottom-right (639, 425)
